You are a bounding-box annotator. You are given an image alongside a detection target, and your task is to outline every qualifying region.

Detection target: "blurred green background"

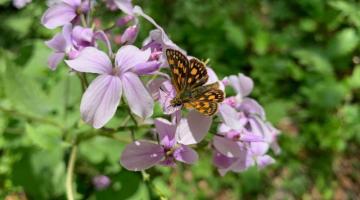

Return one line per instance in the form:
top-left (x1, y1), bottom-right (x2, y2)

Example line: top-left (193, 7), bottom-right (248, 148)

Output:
top-left (1, 0), bottom-right (360, 199)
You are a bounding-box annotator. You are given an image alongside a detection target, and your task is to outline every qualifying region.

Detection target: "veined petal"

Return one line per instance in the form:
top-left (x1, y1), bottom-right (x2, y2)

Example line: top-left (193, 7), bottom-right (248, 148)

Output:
top-left (147, 77), bottom-right (167, 100)
top-left (63, 0), bottom-right (81, 8)
top-left (228, 73), bottom-right (254, 97)
top-left (115, 45), bottom-right (151, 73)
top-left (65, 47), bottom-right (112, 74)
top-left (213, 136), bottom-right (246, 158)
top-left (154, 118), bottom-right (176, 146)
top-left (41, 3), bottom-right (77, 29)
top-left (256, 155), bottom-right (275, 168)
top-left (122, 72), bottom-right (154, 119)
top-left (120, 141), bottom-right (164, 171)
top-left (45, 32), bottom-right (67, 52)
top-left (133, 60), bottom-right (161, 75)
top-left (219, 104), bottom-right (244, 130)
top-left (174, 145), bottom-right (198, 164)
top-left (114, 0), bottom-right (133, 15)
top-left (175, 110), bottom-right (212, 145)
top-left (250, 141), bottom-right (269, 156)
top-left (213, 151), bottom-right (237, 169)
top-left (80, 75), bottom-right (122, 129)
top-left (48, 52), bottom-right (65, 70)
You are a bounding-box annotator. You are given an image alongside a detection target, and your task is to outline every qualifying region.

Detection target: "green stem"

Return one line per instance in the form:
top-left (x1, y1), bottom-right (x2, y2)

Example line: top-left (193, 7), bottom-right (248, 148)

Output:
top-left (66, 144), bottom-right (77, 200)
top-left (0, 106), bottom-right (63, 129)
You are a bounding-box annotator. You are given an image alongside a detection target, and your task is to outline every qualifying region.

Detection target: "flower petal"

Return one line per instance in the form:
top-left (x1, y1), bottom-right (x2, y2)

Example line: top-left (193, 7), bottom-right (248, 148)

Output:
top-left (114, 0), bottom-right (133, 15)
top-left (122, 72), bottom-right (154, 119)
top-left (41, 3), bottom-right (77, 29)
top-left (45, 32), bottom-right (67, 52)
top-left (147, 77), bottom-right (167, 100)
top-left (115, 45), bottom-right (151, 73)
top-left (174, 145), bottom-right (198, 164)
top-left (213, 150), bottom-right (237, 169)
top-left (154, 118), bottom-right (176, 146)
top-left (213, 136), bottom-right (246, 158)
top-left (120, 141), bottom-right (164, 171)
top-left (63, 0), bottom-right (81, 7)
top-left (175, 110), bottom-right (212, 145)
top-left (238, 98), bottom-right (265, 119)
top-left (80, 75), bottom-right (122, 128)
top-left (256, 155), bottom-right (275, 168)
top-left (120, 25), bottom-right (139, 44)
top-left (48, 52), bottom-right (65, 70)
top-left (65, 47), bottom-right (112, 74)
top-left (219, 104), bottom-right (244, 130)
top-left (133, 60), bottom-right (161, 75)
top-left (229, 73), bottom-right (254, 97)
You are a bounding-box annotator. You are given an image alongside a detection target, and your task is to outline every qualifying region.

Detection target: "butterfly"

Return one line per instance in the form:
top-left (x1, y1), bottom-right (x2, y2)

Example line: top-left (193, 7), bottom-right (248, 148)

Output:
top-left (165, 49), bottom-right (224, 116)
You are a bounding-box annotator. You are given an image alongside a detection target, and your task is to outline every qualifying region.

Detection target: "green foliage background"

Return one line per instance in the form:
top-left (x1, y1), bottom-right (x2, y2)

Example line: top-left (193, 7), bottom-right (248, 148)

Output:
top-left (1, 0), bottom-right (360, 199)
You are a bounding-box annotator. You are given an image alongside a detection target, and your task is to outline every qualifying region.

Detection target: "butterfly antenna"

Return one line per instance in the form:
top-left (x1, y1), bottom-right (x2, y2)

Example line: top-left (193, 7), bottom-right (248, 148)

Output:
top-left (204, 58), bottom-right (210, 65)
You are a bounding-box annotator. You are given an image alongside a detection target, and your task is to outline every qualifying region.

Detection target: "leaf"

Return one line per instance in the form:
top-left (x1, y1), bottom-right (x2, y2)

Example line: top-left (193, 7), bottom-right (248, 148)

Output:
top-left (347, 65), bottom-right (360, 89)
top-left (80, 137), bottom-right (124, 164)
top-left (223, 21), bottom-right (247, 50)
top-left (327, 28), bottom-right (359, 57)
top-left (2, 61), bottom-right (52, 115)
top-left (25, 123), bottom-right (62, 150)
top-left (11, 147), bottom-right (66, 200)
top-left (292, 48), bottom-right (333, 75)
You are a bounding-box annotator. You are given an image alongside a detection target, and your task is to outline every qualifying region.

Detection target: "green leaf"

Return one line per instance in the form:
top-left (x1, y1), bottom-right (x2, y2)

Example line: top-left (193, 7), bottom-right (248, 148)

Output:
top-left (11, 147), bottom-right (66, 200)
top-left (347, 65), bottom-right (360, 88)
top-left (327, 28), bottom-right (359, 57)
top-left (80, 137), bottom-right (124, 164)
top-left (2, 61), bottom-right (52, 115)
top-left (223, 21), bottom-right (247, 50)
top-left (292, 48), bottom-right (333, 75)
top-left (25, 123), bottom-right (62, 150)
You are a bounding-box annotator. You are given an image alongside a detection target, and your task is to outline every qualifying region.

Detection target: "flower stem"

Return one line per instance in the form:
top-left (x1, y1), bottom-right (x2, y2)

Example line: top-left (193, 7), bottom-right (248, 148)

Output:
top-left (0, 106), bottom-right (63, 129)
top-left (66, 144), bottom-right (78, 200)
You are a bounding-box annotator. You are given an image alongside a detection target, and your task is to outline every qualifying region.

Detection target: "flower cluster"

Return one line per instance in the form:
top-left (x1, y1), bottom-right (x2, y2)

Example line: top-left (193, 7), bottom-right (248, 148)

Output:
top-left (41, 0), bottom-right (280, 176)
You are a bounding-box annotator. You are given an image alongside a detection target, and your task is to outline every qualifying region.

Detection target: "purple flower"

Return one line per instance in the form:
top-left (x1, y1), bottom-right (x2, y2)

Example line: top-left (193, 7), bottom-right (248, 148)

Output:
top-left (133, 6), bottom-right (183, 65)
top-left (45, 24), bottom-right (96, 70)
top-left (223, 73), bottom-right (254, 98)
top-left (120, 25), bottom-right (139, 44)
top-left (92, 175), bottom-right (111, 190)
top-left (41, 0), bottom-right (90, 29)
top-left (151, 67), bottom-right (223, 115)
top-left (65, 45), bottom-right (159, 128)
top-left (114, 0), bottom-right (134, 15)
top-left (212, 73), bottom-right (281, 175)
top-left (120, 118), bottom-right (199, 171)
top-left (104, 0), bottom-right (117, 11)
top-left (13, 0), bottom-right (31, 9)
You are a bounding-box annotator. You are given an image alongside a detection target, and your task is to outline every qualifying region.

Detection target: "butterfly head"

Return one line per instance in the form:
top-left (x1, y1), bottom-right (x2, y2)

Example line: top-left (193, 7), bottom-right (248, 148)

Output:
top-left (170, 97), bottom-right (183, 107)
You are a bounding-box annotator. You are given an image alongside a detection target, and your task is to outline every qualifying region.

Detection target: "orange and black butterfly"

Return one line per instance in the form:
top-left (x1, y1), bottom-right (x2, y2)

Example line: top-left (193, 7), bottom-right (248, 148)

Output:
top-left (165, 49), bottom-right (224, 116)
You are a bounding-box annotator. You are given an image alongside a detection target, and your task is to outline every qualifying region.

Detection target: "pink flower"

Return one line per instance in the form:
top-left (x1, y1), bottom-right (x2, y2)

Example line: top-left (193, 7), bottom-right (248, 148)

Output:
top-left (120, 118), bottom-right (200, 171)
top-left (13, 0), bottom-right (31, 9)
top-left (65, 46), bottom-right (159, 128)
top-left (212, 72), bottom-right (281, 175)
top-left (45, 24), bottom-right (96, 70)
top-left (41, 0), bottom-right (90, 29)
top-left (92, 175), bottom-right (111, 190)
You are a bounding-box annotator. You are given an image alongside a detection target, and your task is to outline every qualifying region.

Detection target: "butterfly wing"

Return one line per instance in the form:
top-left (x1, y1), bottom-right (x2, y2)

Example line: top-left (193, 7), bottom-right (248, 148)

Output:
top-left (186, 101), bottom-right (219, 116)
top-left (166, 49), bottom-right (189, 92)
top-left (187, 58), bottom-right (209, 89)
top-left (185, 82), bottom-right (225, 116)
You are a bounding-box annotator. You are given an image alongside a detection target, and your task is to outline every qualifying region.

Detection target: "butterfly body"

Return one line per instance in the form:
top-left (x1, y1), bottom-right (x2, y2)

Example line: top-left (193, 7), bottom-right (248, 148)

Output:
top-left (166, 49), bottom-right (224, 116)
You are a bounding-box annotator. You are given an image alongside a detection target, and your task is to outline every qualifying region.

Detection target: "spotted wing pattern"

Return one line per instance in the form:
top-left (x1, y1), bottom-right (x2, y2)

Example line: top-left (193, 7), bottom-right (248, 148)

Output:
top-left (187, 58), bottom-right (209, 89)
top-left (166, 49), bottom-right (189, 92)
top-left (166, 49), bottom-right (224, 116)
